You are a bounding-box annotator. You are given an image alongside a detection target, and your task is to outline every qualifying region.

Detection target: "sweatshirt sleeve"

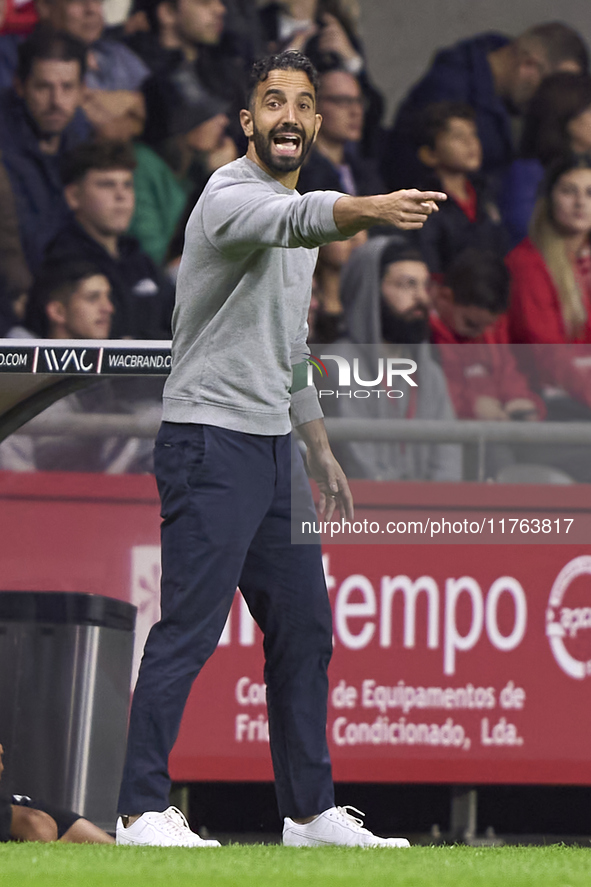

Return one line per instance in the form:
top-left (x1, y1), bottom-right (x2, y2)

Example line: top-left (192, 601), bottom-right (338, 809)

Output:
top-left (202, 173), bottom-right (345, 254)
top-left (289, 313), bottom-right (324, 427)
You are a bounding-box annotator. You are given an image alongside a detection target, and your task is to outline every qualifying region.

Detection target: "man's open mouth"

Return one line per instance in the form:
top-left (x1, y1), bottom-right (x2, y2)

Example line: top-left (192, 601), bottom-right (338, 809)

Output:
top-left (272, 133), bottom-right (302, 155)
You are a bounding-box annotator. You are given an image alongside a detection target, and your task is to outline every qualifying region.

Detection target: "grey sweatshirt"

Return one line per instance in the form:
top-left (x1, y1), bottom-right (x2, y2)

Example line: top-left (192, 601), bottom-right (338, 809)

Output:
top-left (162, 156), bottom-right (345, 434)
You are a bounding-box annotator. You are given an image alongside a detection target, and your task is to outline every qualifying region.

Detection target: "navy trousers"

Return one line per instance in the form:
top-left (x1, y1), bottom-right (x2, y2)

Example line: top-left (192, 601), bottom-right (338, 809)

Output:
top-left (118, 422), bottom-right (335, 820)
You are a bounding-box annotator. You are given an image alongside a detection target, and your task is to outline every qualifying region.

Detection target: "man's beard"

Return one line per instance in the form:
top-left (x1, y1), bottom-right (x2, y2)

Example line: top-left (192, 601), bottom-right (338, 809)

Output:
top-left (380, 299), bottom-right (429, 344)
top-left (252, 121), bottom-right (313, 174)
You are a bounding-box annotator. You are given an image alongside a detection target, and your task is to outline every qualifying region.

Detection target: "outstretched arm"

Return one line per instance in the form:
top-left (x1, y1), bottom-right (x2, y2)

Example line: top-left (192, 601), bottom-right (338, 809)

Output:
top-left (333, 189), bottom-right (447, 236)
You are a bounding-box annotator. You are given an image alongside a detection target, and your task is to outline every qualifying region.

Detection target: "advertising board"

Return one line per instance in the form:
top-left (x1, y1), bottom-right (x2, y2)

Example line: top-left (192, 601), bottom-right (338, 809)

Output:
top-left (1, 472), bottom-right (589, 784)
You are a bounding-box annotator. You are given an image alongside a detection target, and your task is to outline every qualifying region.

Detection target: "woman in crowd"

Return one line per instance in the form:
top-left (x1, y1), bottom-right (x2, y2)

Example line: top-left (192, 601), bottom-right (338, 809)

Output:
top-left (506, 154), bottom-right (591, 414)
top-left (500, 72), bottom-right (591, 246)
top-left (507, 154), bottom-right (591, 345)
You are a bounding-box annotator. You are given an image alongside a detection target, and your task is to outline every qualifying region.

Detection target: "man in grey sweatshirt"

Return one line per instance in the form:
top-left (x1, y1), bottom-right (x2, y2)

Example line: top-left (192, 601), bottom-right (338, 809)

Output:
top-left (116, 50), bottom-right (445, 848)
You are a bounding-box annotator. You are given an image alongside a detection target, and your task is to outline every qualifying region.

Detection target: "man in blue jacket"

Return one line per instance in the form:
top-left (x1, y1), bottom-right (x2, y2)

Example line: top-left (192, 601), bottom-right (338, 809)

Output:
top-left (382, 22), bottom-right (588, 194)
top-left (0, 28), bottom-right (91, 274)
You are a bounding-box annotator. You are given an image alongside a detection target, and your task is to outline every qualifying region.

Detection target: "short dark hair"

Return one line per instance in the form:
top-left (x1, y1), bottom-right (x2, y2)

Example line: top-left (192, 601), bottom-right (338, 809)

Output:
top-left (521, 72), bottom-right (591, 164)
top-left (25, 260), bottom-right (107, 337)
top-left (414, 101), bottom-right (476, 150)
top-left (245, 51), bottom-right (319, 108)
top-left (315, 57), bottom-right (360, 95)
top-left (443, 249), bottom-right (510, 313)
top-left (17, 27), bottom-right (87, 83)
top-left (379, 237), bottom-right (424, 278)
top-left (522, 22), bottom-right (589, 74)
top-left (313, 51), bottom-right (349, 78)
top-left (542, 151), bottom-right (591, 201)
top-left (61, 140), bottom-right (137, 186)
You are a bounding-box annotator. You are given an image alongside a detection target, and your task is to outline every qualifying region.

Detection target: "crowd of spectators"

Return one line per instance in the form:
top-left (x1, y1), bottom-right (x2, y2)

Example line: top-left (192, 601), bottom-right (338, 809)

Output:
top-left (0, 3), bottom-right (589, 481)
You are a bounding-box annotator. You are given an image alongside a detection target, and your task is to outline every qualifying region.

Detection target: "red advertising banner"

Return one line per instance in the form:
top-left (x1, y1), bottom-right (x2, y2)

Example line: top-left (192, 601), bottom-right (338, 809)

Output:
top-left (0, 471), bottom-right (590, 785)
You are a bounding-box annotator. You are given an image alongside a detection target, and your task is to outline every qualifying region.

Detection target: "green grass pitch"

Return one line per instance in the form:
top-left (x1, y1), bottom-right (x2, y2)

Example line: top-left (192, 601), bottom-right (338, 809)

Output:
top-left (1, 843), bottom-right (590, 887)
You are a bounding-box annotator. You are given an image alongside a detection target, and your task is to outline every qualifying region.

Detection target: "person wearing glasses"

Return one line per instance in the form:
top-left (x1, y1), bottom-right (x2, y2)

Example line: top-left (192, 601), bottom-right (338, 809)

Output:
top-left (297, 60), bottom-right (383, 197)
top-left (297, 60), bottom-right (383, 342)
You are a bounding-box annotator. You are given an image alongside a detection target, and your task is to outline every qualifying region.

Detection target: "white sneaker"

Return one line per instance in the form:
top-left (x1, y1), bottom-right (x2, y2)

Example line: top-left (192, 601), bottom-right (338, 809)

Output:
top-left (283, 806), bottom-right (410, 848)
top-left (116, 806), bottom-right (221, 847)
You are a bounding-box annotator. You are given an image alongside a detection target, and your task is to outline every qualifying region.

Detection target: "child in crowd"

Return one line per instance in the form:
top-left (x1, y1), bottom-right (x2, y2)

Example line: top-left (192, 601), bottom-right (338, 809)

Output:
top-left (430, 248), bottom-right (543, 421)
top-left (414, 102), bottom-right (508, 273)
top-left (1, 260), bottom-right (157, 474)
top-left (44, 140), bottom-right (174, 340)
top-left (21, 259), bottom-right (114, 340)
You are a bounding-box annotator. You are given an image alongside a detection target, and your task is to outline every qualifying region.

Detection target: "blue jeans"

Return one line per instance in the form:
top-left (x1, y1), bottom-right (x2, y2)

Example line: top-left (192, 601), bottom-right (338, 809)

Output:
top-left (118, 422), bottom-right (335, 820)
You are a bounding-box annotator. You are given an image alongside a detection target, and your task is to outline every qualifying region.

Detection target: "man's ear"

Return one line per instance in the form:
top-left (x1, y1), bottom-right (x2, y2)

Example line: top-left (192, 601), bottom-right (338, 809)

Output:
top-left (64, 182), bottom-right (81, 212)
top-left (418, 145), bottom-right (438, 168)
top-left (14, 77), bottom-right (24, 99)
top-left (240, 108), bottom-right (253, 139)
top-left (45, 300), bottom-right (68, 329)
top-left (312, 112), bottom-right (322, 143)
